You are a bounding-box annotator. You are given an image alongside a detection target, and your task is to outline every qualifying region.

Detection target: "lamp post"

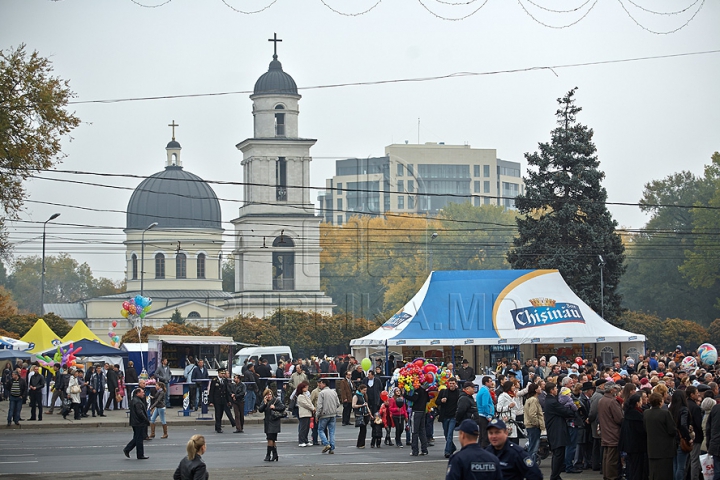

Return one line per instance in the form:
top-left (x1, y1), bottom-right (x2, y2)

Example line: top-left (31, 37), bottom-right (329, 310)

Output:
top-left (140, 222), bottom-right (158, 296)
top-left (598, 255), bottom-right (605, 319)
top-left (41, 213), bottom-right (61, 314)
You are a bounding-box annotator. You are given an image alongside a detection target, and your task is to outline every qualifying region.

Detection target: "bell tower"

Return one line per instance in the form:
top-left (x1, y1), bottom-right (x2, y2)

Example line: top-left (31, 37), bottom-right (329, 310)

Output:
top-left (229, 34), bottom-right (333, 317)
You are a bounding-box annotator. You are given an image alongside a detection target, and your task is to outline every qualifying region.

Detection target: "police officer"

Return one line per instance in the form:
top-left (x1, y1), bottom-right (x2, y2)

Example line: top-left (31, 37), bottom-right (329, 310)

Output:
top-left (446, 419), bottom-right (503, 480)
top-left (486, 418), bottom-right (543, 480)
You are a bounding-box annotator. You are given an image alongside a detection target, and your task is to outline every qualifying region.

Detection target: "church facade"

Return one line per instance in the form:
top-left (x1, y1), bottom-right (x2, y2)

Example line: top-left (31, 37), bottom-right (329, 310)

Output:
top-left (44, 39), bottom-right (334, 338)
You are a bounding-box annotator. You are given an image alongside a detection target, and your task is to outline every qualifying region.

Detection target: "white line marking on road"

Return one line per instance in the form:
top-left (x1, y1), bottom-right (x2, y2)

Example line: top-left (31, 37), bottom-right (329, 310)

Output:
top-left (0, 461), bottom-right (39, 464)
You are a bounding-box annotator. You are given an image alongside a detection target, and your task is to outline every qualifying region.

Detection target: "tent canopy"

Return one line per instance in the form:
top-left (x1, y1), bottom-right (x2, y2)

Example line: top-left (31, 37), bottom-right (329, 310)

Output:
top-left (351, 270), bottom-right (645, 347)
top-left (62, 320), bottom-right (108, 345)
top-left (0, 350), bottom-right (32, 361)
top-left (20, 318), bottom-right (62, 353)
top-left (0, 336), bottom-right (30, 351)
top-left (38, 339), bottom-right (128, 358)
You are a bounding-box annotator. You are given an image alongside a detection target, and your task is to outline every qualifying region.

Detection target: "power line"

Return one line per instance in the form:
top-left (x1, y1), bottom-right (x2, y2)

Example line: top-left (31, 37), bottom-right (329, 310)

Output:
top-left (616, 0), bottom-right (706, 34)
top-left (516, 0), bottom-right (599, 29)
top-left (64, 50), bottom-right (720, 105)
top-left (319, 0), bottom-right (382, 16)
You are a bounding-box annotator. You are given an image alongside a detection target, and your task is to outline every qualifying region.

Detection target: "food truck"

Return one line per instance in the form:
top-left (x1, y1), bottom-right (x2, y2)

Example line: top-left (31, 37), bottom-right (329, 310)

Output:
top-left (146, 335), bottom-right (235, 397)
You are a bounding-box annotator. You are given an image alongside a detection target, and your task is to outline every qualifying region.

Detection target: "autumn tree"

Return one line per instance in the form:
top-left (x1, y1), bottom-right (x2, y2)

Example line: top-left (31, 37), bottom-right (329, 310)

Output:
top-left (0, 286), bottom-right (18, 318)
top-left (508, 88), bottom-right (625, 324)
top-left (661, 318), bottom-right (708, 353)
top-left (217, 314), bottom-right (281, 346)
top-left (0, 328), bottom-right (19, 339)
top-left (0, 44), bottom-right (81, 257)
top-left (0, 312), bottom-right (70, 338)
top-left (121, 325), bottom-right (156, 344)
top-left (707, 319), bottom-right (720, 347)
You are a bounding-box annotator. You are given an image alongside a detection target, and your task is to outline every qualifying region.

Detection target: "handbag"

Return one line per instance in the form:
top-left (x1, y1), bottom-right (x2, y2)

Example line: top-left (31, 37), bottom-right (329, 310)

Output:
top-left (70, 384), bottom-right (81, 395)
top-left (270, 409), bottom-right (288, 420)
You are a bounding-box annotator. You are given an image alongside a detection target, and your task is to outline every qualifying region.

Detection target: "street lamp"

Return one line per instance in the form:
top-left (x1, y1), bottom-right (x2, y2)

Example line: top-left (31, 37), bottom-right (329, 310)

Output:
top-left (598, 255), bottom-right (606, 319)
top-left (140, 222), bottom-right (158, 295)
top-left (41, 213), bottom-right (61, 314)
top-left (428, 232), bottom-right (438, 272)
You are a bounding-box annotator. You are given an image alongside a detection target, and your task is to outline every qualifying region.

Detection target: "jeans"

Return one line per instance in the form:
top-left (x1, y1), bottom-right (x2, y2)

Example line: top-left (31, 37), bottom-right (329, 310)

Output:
top-left (565, 426), bottom-right (578, 471)
top-left (411, 411), bottom-right (428, 455)
top-left (674, 447), bottom-right (689, 480)
top-left (7, 396), bottom-right (22, 424)
top-left (442, 418), bottom-right (457, 455)
top-left (150, 407), bottom-right (166, 425)
top-left (689, 442), bottom-right (701, 480)
top-left (244, 391), bottom-right (256, 415)
top-left (526, 427), bottom-right (541, 463)
top-left (318, 417), bottom-right (336, 450)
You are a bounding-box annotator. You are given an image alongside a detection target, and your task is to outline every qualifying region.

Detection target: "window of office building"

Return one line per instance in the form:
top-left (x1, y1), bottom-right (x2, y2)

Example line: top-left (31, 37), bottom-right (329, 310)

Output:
top-left (474, 181), bottom-right (481, 193)
top-left (397, 180), bottom-right (404, 193)
top-left (408, 180), bottom-right (414, 193)
top-left (474, 165), bottom-right (480, 177)
top-left (483, 165), bottom-right (490, 177)
top-left (484, 181), bottom-right (490, 193)
top-left (499, 166), bottom-right (521, 177)
top-left (397, 163), bottom-right (404, 176)
top-left (484, 197), bottom-right (491, 205)
top-left (337, 198), bottom-right (343, 210)
top-left (337, 215), bottom-right (343, 225)
top-left (408, 196), bottom-right (415, 209)
top-left (407, 164), bottom-right (414, 175)
top-left (337, 183), bottom-right (342, 192)
top-left (474, 197), bottom-right (480, 207)
top-left (398, 196), bottom-right (405, 209)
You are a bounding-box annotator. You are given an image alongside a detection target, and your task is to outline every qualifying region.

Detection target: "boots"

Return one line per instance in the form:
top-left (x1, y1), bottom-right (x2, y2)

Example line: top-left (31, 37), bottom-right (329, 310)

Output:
top-left (161, 424), bottom-right (168, 439)
top-left (263, 446), bottom-right (272, 462)
top-left (271, 446), bottom-right (279, 461)
top-left (150, 424), bottom-right (156, 439)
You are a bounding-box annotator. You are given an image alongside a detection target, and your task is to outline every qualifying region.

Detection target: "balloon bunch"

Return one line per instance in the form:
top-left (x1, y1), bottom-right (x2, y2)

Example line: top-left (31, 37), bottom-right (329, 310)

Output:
top-left (108, 319), bottom-right (121, 348)
top-left (121, 295), bottom-right (153, 321)
top-left (38, 344), bottom-right (83, 370)
top-left (397, 357), bottom-right (440, 407)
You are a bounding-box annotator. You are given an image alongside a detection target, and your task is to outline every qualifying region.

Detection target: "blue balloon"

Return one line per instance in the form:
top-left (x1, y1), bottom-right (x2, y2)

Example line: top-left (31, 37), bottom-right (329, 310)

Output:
top-left (134, 295), bottom-right (143, 306)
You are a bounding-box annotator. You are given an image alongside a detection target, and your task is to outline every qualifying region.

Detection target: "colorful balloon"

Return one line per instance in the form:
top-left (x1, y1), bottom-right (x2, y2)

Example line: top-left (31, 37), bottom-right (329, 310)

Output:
top-left (380, 391), bottom-right (389, 402)
top-left (361, 357), bottom-right (372, 371)
top-left (111, 320), bottom-right (117, 328)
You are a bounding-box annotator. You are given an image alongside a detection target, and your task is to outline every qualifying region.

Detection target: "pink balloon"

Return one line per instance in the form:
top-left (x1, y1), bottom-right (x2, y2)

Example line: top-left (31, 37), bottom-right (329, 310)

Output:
top-left (112, 320), bottom-right (118, 328)
top-left (107, 332), bottom-right (113, 338)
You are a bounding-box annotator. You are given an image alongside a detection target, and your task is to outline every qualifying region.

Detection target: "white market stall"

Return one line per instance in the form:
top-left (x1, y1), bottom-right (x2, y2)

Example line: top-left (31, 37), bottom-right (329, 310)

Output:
top-left (350, 270), bottom-right (645, 370)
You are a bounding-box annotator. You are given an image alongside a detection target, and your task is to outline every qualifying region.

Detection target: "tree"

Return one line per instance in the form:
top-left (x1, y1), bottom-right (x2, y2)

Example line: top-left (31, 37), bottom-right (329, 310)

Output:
top-left (121, 325), bottom-right (156, 344)
top-left (619, 311), bottom-right (664, 351)
top-left (661, 318), bottom-right (707, 353)
top-left (680, 153), bottom-right (720, 307)
top-left (507, 88), bottom-right (625, 323)
top-left (0, 312), bottom-right (70, 338)
top-left (0, 44), bottom-right (81, 257)
top-left (0, 286), bottom-right (18, 318)
top-left (217, 314), bottom-right (281, 346)
top-left (222, 254), bottom-right (235, 292)
top-left (41, 312), bottom-right (71, 338)
top-left (707, 318), bottom-right (720, 347)
top-left (169, 308), bottom-right (184, 325)
top-left (0, 328), bottom-right (19, 339)
top-left (7, 253), bottom-right (123, 314)
top-left (268, 309), bottom-right (343, 357)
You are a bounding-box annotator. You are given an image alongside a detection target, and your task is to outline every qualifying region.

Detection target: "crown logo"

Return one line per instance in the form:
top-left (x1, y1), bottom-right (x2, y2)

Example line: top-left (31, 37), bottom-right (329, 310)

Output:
top-left (529, 298), bottom-right (556, 307)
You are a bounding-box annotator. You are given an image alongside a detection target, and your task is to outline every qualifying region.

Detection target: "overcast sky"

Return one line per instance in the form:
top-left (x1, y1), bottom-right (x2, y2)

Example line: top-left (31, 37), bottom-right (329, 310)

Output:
top-left (2, 0), bottom-right (719, 282)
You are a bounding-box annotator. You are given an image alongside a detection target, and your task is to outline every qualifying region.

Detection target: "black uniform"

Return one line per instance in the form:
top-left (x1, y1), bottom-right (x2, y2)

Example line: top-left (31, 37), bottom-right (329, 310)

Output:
top-left (446, 443), bottom-right (503, 480)
top-left (209, 377), bottom-right (235, 433)
top-left (486, 440), bottom-right (543, 480)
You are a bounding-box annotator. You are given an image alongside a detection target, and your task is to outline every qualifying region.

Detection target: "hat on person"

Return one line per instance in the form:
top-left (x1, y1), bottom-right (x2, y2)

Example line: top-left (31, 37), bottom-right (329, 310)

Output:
top-left (702, 397), bottom-right (716, 412)
top-left (677, 345), bottom-right (683, 350)
top-left (626, 358), bottom-right (635, 366)
top-left (507, 371), bottom-right (517, 376)
top-left (462, 359), bottom-right (469, 364)
top-left (619, 369), bottom-right (629, 377)
top-left (486, 418), bottom-right (507, 431)
top-left (462, 381), bottom-right (476, 390)
top-left (595, 378), bottom-right (608, 388)
top-left (581, 381), bottom-right (595, 391)
top-left (640, 378), bottom-right (649, 385)
top-left (698, 384), bottom-right (711, 392)
top-left (454, 419), bottom-right (480, 435)
top-left (217, 367), bottom-right (226, 373)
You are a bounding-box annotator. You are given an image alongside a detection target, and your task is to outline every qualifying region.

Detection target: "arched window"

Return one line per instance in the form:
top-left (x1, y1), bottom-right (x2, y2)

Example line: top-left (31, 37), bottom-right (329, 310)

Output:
top-left (274, 104), bottom-right (285, 137)
top-left (176, 253), bottom-right (187, 279)
top-left (187, 311), bottom-right (201, 319)
top-left (601, 346), bottom-right (614, 367)
top-left (625, 347), bottom-right (640, 365)
top-left (131, 254), bottom-right (138, 280)
top-left (272, 234), bottom-right (295, 291)
top-left (155, 253), bottom-right (165, 279)
top-left (171, 153), bottom-right (178, 165)
top-left (197, 253), bottom-right (206, 279)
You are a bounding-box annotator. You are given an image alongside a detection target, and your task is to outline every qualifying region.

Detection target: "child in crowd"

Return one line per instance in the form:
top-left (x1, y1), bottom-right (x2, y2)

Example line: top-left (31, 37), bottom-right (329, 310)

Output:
top-left (370, 412), bottom-right (384, 448)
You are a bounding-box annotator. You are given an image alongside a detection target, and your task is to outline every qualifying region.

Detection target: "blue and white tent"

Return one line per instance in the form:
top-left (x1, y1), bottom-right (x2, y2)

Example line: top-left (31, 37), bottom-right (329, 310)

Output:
top-left (0, 336), bottom-right (30, 351)
top-left (350, 270), bottom-right (644, 347)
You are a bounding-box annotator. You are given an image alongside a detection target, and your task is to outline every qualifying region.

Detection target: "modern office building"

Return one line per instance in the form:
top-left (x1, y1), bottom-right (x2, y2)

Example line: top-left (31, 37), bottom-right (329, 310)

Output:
top-left (318, 143), bottom-right (524, 225)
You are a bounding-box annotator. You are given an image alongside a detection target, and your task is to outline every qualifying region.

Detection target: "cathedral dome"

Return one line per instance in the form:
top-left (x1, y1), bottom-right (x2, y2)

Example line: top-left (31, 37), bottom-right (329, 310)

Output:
top-left (126, 166), bottom-right (222, 230)
top-left (253, 58), bottom-right (298, 96)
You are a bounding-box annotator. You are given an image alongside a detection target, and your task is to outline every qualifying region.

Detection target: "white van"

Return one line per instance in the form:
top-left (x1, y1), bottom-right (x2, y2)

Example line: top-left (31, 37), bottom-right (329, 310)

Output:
top-left (231, 346), bottom-right (293, 377)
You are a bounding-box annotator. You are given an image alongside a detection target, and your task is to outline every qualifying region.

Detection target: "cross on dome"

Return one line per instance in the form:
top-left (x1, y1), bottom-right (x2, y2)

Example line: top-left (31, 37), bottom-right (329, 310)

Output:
top-left (268, 33), bottom-right (282, 60)
top-left (168, 120), bottom-right (179, 141)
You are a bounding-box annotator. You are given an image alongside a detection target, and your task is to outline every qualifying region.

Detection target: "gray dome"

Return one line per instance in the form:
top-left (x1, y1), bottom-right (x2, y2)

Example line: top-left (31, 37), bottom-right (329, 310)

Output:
top-left (126, 166), bottom-right (222, 230)
top-left (253, 58), bottom-right (298, 96)
top-left (166, 140), bottom-right (181, 149)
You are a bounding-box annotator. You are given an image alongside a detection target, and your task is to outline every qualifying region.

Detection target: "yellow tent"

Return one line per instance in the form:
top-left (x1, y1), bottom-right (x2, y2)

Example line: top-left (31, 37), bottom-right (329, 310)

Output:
top-left (62, 320), bottom-right (109, 346)
top-left (20, 318), bottom-right (62, 353)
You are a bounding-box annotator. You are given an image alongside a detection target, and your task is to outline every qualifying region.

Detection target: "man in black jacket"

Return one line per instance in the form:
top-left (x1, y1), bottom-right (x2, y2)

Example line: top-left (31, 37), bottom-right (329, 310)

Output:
top-left (544, 382), bottom-right (575, 480)
top-left (409, 385), bottom-right (430, 456)
top-left (5, 370), bottom-right (27, 426)
top-left (686, 386), bottom-right (704, 480)
top-left (104, 363), bottom-right (119, 411)
top-left (456, 360), bottom-right (475, 382)
top-left (230, 374), bottom-right (247, 433)
top-left (209, 368), bottom-right (235, 433)
top-left (437, 377), bottom-right (461, 458)
top-left (27, 365), bottom-right (45, 421)
top-left (191, 359), bottom-right (209, 412)
top-left (123, 388), bottom-right (150, 460)
top-left (362, 370), bottom-right (384, 415)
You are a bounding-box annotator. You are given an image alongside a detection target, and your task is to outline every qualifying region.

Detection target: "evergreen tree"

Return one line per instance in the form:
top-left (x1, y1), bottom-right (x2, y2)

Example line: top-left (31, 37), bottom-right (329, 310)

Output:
top-left (169, 308), bottom-right (184, 325)
top-left (507, 88), bottom-right (625, 323)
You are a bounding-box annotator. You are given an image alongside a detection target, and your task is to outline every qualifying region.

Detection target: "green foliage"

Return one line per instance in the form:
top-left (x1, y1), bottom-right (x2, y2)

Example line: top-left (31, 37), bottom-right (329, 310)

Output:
top-left (7, 253), bottom-right (123, 314)
top-left (707, 318), bottom-right (720, 347)
top-left (620, 167), bottom-right (718, 324)
top-left (41, 312), bottom-right (71, 337)
top-left (0, 312), bottom-right (70, 338)
top-left (169, 308), bottom-right (184, 325)
top-left (508, 88), bottom-right (625, 324)
top-left (0, 44), bottom-right (81, 257)
top-left (0, 286), bottom-right (17, 317)
top-left (222, 254), bottom-right (235, 292)
top-left (620, 310), bottom-right (708, 352)
top-left (217, 314), bottom-right (280, 346)
top-left (680, 153), bottom-right (720, 302)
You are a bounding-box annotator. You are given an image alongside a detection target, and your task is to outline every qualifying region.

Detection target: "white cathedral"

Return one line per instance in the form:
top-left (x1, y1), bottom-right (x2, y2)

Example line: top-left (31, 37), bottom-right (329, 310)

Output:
top-left (44, 38), bottom-right (334, 337)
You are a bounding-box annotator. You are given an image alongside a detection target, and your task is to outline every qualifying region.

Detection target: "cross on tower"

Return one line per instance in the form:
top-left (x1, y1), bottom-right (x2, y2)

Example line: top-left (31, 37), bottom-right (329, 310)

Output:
top-left (268, 33), bottom-right (282, 60)
top-left (168, 120), bottom-right (179, 141)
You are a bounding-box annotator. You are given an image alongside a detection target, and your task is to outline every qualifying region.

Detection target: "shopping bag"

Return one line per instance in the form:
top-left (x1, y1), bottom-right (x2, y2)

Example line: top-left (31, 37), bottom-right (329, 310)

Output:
top-left (700, 453), bottom-right (714, 480)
